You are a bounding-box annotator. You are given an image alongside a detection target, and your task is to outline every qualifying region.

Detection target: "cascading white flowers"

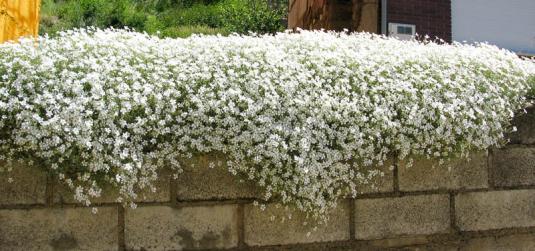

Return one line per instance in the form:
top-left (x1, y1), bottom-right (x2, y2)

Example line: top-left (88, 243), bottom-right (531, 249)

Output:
top-left (0, 28), bottom-right (533, 217)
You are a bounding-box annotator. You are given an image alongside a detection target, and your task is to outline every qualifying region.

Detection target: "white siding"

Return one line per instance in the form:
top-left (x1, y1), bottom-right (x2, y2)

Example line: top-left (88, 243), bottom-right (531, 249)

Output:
top-left (452, 0), bottom-right (535, 55)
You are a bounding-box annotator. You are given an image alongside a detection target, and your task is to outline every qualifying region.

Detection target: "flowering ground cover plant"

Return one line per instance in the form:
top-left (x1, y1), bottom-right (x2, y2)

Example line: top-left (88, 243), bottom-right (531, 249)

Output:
top-left (0, 29), bottom-right (534, 218)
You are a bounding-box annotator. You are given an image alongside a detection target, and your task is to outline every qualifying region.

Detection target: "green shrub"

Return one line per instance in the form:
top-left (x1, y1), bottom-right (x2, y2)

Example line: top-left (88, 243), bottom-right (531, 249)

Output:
top-left (221, 0), bottom-right (286, 34)
top-left (161, 25), bottom-right (229, 38)
top-left (40, 0), bottom-right (147, 35)
top-left (39, 0), bottom-right (287, 37)
top-left (160, 2), bottom-right (225, 27)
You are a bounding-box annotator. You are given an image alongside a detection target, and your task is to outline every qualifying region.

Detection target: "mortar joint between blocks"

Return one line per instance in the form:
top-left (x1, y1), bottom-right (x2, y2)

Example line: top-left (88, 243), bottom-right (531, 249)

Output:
top-left (449, 192), bottom-right (460, 234)
top-left (487, 149), bottom-right (494, 189)
top-left (349, 198), bottom-right (356, 240)
top-left (118, 205), bottom-right (126, 251)
top-left (237, 202), bottom-right (246, 248)
top-left (393, 153), bottom-right (400, 195)
top-left (45, 174), bottom-right (54, 207)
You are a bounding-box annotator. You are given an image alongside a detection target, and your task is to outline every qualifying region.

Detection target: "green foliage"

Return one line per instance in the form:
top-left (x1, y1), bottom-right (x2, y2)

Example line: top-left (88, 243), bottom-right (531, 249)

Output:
top-left (528, 75), bottom-right (535, 99)
top-left (161, 25), bottom-right (230, 38)
top-left (221, 0), bottom-right (286, 34)
top-left (162, 2), bottom-right (225, 27)
top-left (39, 0), bottom-right (287, 37)
top-left (40, 0), bottom-right (146, 35)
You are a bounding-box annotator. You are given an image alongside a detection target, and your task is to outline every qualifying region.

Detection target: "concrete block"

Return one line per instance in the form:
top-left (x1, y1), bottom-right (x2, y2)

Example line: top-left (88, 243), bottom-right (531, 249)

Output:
top-left (356, 159), bottom-right (394, 194)
top-left (455, 190), bottom-right (535, 231)
top-left (398, 153), bottom-right (488, 192)
top-left (125, 205), bottom-right (238, 250)
top-left (54, 168), bottom-right (172, 204)
top-left (0, 164), bottom-right (47, 205)
top-left (0, 207), bottom-right (118, 250)
top-left (461, 233), bottom-right (535, 251)
top-left (244, 203), bottom-right (350, 246)
top-left (176, 154), bottom-right (261, 201)
top-left (355, 194), bottom-right (450, 239)
top-left (508, 105), bottom-right (535, 145)
top-left (491, 147), bottom-right (535, 187)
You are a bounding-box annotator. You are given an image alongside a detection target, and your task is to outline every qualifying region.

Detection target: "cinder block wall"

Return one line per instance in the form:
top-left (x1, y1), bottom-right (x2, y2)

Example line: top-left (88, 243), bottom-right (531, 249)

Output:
top-left (1, 106), bottom-right (534, 250)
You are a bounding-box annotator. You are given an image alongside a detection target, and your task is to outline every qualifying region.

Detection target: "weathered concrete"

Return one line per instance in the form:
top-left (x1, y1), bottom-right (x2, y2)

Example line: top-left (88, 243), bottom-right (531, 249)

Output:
top-left (354, 194), bottom-right (451, 240)
top-left (398, 153), bottom-right (488, 191)
top-left (54, 168), bottom-right (172, 204)
top-left (244, 203), bottom-right (350, 246)
top-left (460, 233), bottom-right (535, 251)
top-left (455, 190), bottom-right (535, 231)
top-left (176, 154), bottom-right (262, 201)
top-left (366, 236), bottom-right (430, 249)
top-left (0, 165), bottom-right (47, 205)
top-left (356, 159), bottom-right (395, 194)
top-left (491, 146), bottom-right (535, 187)
top-left (508, 105), bottom-right (535, 145)
top-left (2, 120), bottom-right (535, 250)
top-left (125, 205), bottom-right (238, 250)
top-left (0, 207), bottom-right (118, 250)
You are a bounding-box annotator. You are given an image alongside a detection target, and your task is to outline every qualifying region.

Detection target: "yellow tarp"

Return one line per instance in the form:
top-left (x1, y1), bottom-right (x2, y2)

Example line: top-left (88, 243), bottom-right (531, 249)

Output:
top-left (0, 0), bottom-right (41, 43)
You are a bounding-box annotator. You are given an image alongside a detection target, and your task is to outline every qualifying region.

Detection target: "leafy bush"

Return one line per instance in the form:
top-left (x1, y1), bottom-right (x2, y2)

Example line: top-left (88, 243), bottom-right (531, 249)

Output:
top-left (221, 0), bottom-right (286, 34)
top-left (1, 29), bottom-right (533, 217)
top-left (160, 2), bottom-right (226, 28)
top-left (40, 0), bottom-right (138, 35)
top-left (39, 0), bottom-right (286, 37)
top-left (160, 25), bottom-right (229, 37)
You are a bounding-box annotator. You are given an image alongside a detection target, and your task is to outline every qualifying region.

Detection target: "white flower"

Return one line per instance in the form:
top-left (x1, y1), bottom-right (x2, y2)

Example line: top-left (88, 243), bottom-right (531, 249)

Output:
top-left (0, 28), bottom-right (533, 220)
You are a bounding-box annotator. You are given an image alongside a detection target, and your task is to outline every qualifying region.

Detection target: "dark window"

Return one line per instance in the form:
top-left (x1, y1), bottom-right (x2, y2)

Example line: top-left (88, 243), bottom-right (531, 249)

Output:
top-left (397, 26), bottom-right (413, 35)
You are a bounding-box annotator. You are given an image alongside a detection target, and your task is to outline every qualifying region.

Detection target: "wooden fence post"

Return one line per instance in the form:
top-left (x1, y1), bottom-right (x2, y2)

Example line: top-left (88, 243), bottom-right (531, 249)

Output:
top-left (288, 0), bottom-right (378, 33)
top-left (0, 0), bottom-right (41, 43)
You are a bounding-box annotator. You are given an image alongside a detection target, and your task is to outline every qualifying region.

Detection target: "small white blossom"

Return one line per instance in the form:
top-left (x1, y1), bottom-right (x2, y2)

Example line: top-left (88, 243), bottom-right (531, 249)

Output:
top-left (0, 28), bottom-right (533, 219)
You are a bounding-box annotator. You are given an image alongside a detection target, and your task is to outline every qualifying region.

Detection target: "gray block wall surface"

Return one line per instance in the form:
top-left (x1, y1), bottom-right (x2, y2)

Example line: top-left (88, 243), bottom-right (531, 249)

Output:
top-left (1, 108), bottom-right (535, 250)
